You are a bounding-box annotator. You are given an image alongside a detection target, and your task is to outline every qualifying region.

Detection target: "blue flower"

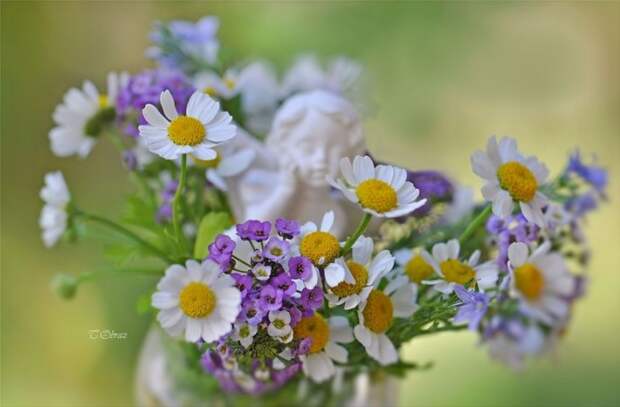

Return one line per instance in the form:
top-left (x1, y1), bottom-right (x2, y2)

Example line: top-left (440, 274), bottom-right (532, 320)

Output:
top-left (453, 285), bottom-right (489, 331)
top-left (567, 150), bottom-right (608, 193)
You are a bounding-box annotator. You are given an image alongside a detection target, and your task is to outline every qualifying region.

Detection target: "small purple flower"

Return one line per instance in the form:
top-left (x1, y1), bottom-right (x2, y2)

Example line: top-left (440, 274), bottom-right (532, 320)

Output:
top-left (236, 220), bottom-right (271, 241)
top-left (288, 256), bottom-right (312, 281)
top-left (565, 193), bottom-right (598, 217)
top-left (288, 306), bottom-right (302, 326)
top-left (240, 299), bottom-right (265, 325)
top-left (567, 150), bottom-right (608, 193)
top-left (208, 234), bottom-right (236, 266)
top-left (122, 150), bottom-right (138, 171)
top-left (486, 215), bottom-right (505, 234)
top-left (296, 337), bottom-right (312, 356)
top-left (275, 218), bottom-right (300, 239)
top-left (156, 203), bottom-right (172, 223)
top-left (200, 350), bottom-right (222, 374)
top-left (406, 170), bottom-right (454, 216)
top-left (300, 286), bottom-right (323, 312)
top-left (263, 237), bottom-right (289, 262)
top-left (272, 363), bottom-right (301, 387)
top-left (259, 285), bottom-right (283, 312)
top-left (453, 285), bottom-right (489, 331)
top-left (232, 273), bottom-right (253, 298)
top-left (271, 273), bottom-right (296, 297)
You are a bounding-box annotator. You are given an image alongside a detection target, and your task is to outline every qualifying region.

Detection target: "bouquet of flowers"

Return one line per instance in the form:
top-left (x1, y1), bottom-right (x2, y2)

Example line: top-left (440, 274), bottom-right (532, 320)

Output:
top-left (41, 16), bottom-right (608, 406)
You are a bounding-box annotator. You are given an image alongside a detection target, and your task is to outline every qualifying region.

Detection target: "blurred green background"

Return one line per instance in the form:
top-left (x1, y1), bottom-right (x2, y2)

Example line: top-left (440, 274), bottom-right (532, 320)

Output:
top-left (2, 1), bottom-right (619, 406)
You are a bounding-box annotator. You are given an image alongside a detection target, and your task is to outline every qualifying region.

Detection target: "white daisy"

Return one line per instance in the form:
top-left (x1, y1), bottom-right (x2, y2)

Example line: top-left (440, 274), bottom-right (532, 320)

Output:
top-left (507, 241), bottom-right (575, 324)
top-left (49, 71), bottom-right (128, 158)
top-left (294, 314), bottom-right (354, 382)
top-left (139, 89), bottom-right (236, 160)
top-left (471, 136), bottom-right (549, 227)
top-left (233, 322), bottom-right (257, 348)
top-left (325, 236), bottom-right (394, 310)
top-left (354, 279), bottom-right (418, 366)
top-left (190, 144), bottom-right (256, 191)
top-left (152, 259), bottom-right (241, 342)
top-left (193, 69), bottom-right (241, 99)
top-left (329, 155), bottom-right (427, 218)
top-left (39, 171), bottom-right (71, 248)
top-left (393, 247), bottom-right (436, 285)
top-left (422, 239), bottom-right (499, 295)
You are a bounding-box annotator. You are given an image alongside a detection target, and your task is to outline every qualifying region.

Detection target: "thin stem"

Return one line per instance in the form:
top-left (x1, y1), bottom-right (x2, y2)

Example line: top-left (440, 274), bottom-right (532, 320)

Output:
top-left (77, 210), bottom-right (174, 263)
top-left (232, 255), bottom-right (252, 268)
top-left (458, 204), bottom-right (492, 244)
top-left (341, 213), bottom-right (372, 256)
top-left (172, 154), bottom-right (188, 249)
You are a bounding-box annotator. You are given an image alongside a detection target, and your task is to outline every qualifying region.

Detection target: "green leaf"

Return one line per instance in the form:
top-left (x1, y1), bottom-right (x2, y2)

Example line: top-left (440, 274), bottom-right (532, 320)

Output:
top-left (193, 212), bottom-right (233, 259)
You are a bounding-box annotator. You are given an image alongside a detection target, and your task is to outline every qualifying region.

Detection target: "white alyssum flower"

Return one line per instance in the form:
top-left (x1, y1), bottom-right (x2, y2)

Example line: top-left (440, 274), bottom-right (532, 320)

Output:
top-left (193, 69), bottom-right (241, 99)
top-left (233, 322), bottom-right (258, 348)
top-left (325, 236), bottom-right (394, 310)
top-left (139, 89), bottom-right (236, 160)
top-left (330, 155), bottom-right (427, 218)
top-left (252, 264), bottom-right (272, 281)
top-left (152, 259), bottom-right (241, 342)
top-left (295, 314), bottom-right (354, 382)
top-left (507, 241), bottom-right (575, 324)
top-left (354, 278), bottom-right (418, 366)
top-left (49, 72), bottom-right (128, 158)
top-left (39, 171), bottom-right (71, 248)
top-left (422, 239), bottom-right (499, 295)
top-left (471, 136), bottom-right (549, 227)
top-left (267, 310), bottom-right (292, 342)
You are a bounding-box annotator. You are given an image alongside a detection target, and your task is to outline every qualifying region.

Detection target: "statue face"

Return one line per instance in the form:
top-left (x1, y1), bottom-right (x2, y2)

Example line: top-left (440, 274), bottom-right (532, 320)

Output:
top-left (282, 109), bottom-right (355, 187)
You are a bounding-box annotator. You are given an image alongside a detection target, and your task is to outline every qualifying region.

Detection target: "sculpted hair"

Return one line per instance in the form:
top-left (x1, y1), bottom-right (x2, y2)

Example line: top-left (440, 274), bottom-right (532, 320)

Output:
top-left (266, 90), bottom-right (365, 154)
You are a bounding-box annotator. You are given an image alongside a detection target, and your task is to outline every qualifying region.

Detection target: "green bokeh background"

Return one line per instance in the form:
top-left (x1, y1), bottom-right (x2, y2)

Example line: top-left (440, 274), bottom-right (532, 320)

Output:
top-left (2, 2), bottom-right (619, 406)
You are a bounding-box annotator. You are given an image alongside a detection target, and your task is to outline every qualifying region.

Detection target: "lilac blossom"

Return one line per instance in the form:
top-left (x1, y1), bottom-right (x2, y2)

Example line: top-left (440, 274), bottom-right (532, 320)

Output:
top-left (300, 286), bottom-right (324, 313)
top-left (240, 299), bottom-right (265, 326)
top-left (259, 285), bottom-right (283, 312)
top-left (271, 273), bottom-right (296, 297)
top-left (232, 273), bottom-right (253, 298)
top-left (236, 220), bottom-right (271, 241)
top-left (453, 285), bottom-right (489, 331)
top-left (208, 234), bottom-right (236, 267)
top-left (275, 218), bottom-right (300, 239)
top-left (288, 256), bottom-right (312, 281)
top-left (263, 237), bottom-right (289, 262)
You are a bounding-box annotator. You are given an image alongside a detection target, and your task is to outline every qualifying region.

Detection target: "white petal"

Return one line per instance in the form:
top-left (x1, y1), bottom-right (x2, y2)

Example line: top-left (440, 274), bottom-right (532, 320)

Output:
top-left (160, 90), bottom-right (178, 120)
top-left (320, 211), bottom-right (335, 232)
top-left (508, 242), bottom-right (528, 267)
top-left (325, 342), bottom-right (348, 363)
top-left (352, 236), bottom-right (373, 265)
top-left (492, 190), bottom-right (514, 218)
top-left (329, 316), bottom-right (354, 343)
top-left (142, 104), bottom-right (170, 128)
top-left (324, 263), bottom-right (345, 287)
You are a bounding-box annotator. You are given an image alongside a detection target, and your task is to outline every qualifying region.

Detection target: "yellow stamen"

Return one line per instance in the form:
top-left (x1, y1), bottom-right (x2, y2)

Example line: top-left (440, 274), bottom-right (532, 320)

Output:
top-left (203, 86), bottom-right (218, 97)
top-left (179, 282), bottom-right (216, 318)
top-left (440, 259), bottom-right (475, 285)
top-left (192, 153), bottom-right (221, 169)
top-left (300, 231), bottom-right (340, 266)
top-left (356, 179), bottom-right (398, 213)
top-left (497, 161), bottom-right (537, 202)
top-left (405, 254), bottom-right (434, 283)
top-left (99, 94), bottom-right (109, 108)
top-left (168, 116), bottom-right (206, 146)
top-left (331, 261), bottom-right (369, 297)
top-left (293, 314), bottom-right (329, 353)
top-left (514, 263), bottom-right (544, 300)
top-left (363, 289), bottom-right (394, 333)
top-left (224, 78), bottom-right (236, 90)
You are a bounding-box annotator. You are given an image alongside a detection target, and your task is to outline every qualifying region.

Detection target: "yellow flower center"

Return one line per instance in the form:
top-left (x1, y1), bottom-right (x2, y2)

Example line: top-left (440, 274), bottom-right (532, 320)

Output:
top-left (99, 94), bottom-right (109, 108)
top-left (355, 179), bottom-right (398, 213)
top-left (294, 314), bottom-right (329, 353)
top-left (363, 289), bottom-right (394, 333)
top-left (514, 263), bottom-right (545, 300)
top-left (440, 259), bottom-right (475, 285)
top-left (179, 282), bottom-right (216, 319)
top-left (300, 231), bottom-right (340, 266)
top-left (168, 116), bottom-right (206, 146)
top-left (192, 153), bottom-right (221, 169)
top-left (497, 161), bottom-right (537, 202)
top-left (203, 86), bottom-right (218, 97)
top-left (224, 78), bottom-right (236, 90)
top-left (331, 261), bottom-right (369, 297)
top-left (405, 254), bottom-right (435, 283)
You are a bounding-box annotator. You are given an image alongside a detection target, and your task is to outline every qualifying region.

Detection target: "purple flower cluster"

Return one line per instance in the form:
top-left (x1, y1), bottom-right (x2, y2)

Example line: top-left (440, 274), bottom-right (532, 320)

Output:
top-left (566, 150), bottom-right (608, 193)
top-left (116, 69), bottom-right (195, 137)
top-left (406, 170), bottom-right (454, 217)
top-left (486, 214), bottom-right (539, 271)
top-left (199, 218), bottom-right (322, 394)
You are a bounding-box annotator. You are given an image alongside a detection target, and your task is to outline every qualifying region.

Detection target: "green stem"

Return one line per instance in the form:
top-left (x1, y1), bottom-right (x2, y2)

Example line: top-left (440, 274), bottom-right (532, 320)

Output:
top-left (458, 204), bottom-right (492, 244)
top-left (341, 213), bottom-right (372, 256)
top-left (77, 210), bottom-right (174, 263)
top-left (172, 154), bottom-right (188, 249)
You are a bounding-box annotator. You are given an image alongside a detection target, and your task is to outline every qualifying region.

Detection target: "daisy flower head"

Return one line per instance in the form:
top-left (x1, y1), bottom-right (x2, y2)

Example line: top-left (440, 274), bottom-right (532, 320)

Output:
top-left (393, 247), bottom-right (436, 285)
top-left (39, 171), bottom-right (71, 248)
top-left (507, 241), bottom-right (575, 324)
top-left (422, 239), bottom-right (499, 295)
top-left (471, 136), bottom-right (549, 227)
top-left (354, 278), bottom-right (418, 366)
top-left (50, 72), bottom-right (128, 158)
top-left (294, 211), bottom-right (341, 268)
top-left (152, 259), bottom-right (241, 343)
top-left (330, 155), bottom-right (427, 218)
top-left (139, 89), bottom-right (236, 160)
top-left (193, 69), bottom-right (240, 99)
top-left (293, 314), bottom-right (353, 382)
top-left (326, 236), bottom-right (395, 310)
